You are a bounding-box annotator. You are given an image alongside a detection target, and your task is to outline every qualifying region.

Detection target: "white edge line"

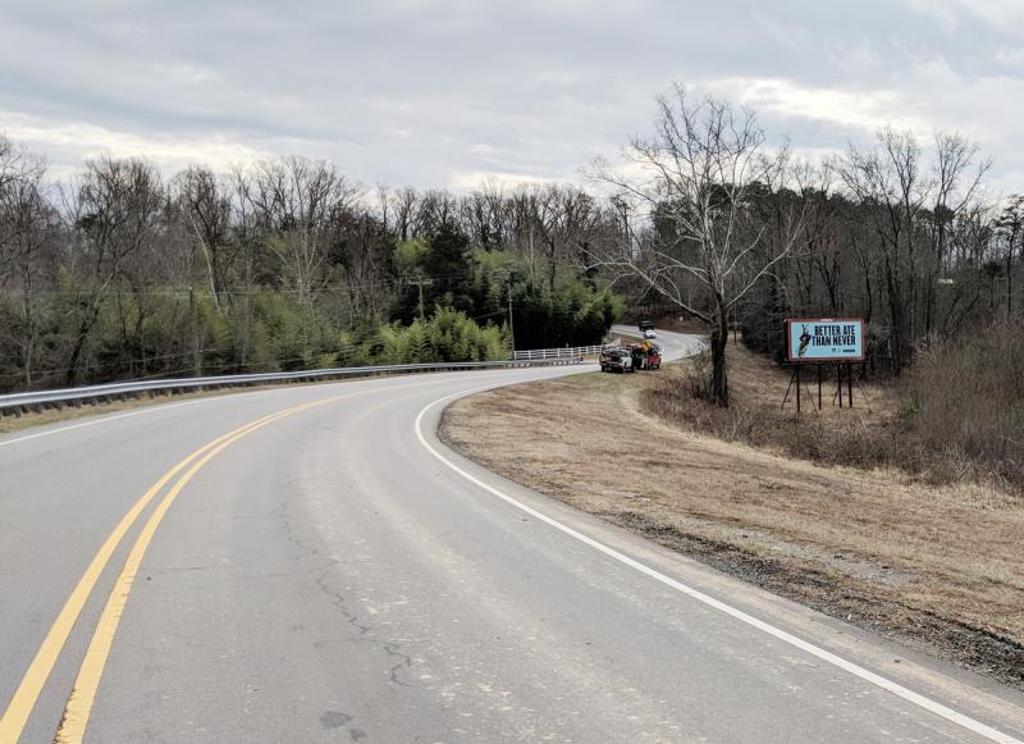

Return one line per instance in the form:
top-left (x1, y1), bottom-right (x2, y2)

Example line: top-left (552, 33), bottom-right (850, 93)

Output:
top-left (0, 326), bottom-right (685, 450)
top-left (414, 389), bottom-right (1022, 744)
top-left (0, 397), bottom-right (218, 449)
top-left (0, 367), bottom-right (531, 451)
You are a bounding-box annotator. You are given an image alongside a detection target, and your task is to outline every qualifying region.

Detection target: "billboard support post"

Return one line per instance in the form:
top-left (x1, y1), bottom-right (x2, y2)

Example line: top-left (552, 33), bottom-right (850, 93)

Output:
top-left (781, 364), bottom-right (802, 413)
top-left (828, 363), bottom-right (857, 409)
top-left (796, 365), bottom-right (801, 412)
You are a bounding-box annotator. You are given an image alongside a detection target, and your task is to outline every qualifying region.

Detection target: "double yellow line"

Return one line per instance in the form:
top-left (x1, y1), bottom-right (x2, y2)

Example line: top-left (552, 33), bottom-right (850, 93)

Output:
top-left (0, 378), bottom-right (442, 744)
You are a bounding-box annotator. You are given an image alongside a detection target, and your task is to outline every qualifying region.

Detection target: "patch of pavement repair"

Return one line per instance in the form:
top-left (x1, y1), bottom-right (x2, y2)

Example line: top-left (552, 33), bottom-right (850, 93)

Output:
top-left (319, 710), bottom-right (366, 741)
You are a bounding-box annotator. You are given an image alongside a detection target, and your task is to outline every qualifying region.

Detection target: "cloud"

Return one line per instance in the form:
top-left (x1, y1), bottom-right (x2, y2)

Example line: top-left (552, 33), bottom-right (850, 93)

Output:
top-left (904, 0), bottom-right (1024, 33)
top-left (711, 78), bottom-right (928, 136)
top-left (697, 50), bottom-right (1024, 194)
top-left (447, 169), bottom-right (555, 191)
top-left (0, 110), bottom-right (273, 177)
top-left (0, 1), bottom-right (1020, 196)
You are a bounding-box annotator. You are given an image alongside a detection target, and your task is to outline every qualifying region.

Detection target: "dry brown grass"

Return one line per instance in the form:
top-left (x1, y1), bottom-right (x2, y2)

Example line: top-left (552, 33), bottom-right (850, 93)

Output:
top-left (0, 380), bottom-right (307, 435)
top-left (441, 355), bottom-right (1024, 688)
top-left (906, 324), bottom-right (1024, 487)
top-left (653, 341), bottom-right (918, 472)
top-left (654, 335), bottom-right (1023, 491)
top-left (0, 394), bottom-right (184, 435)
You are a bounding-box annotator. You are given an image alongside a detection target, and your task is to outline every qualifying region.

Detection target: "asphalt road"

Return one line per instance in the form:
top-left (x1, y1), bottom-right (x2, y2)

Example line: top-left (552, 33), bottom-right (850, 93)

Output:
top-left (1, 329), bottom-right (1023, 743)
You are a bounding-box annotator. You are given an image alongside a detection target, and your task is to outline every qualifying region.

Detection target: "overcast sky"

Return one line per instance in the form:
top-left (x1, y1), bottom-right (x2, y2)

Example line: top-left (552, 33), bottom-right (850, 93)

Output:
top-left (2, 0), bottom-right (1023, 194)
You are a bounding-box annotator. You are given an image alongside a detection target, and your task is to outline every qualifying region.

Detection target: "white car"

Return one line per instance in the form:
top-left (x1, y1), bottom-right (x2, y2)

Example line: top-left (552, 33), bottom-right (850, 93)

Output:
top-left (643, 329), bottom-right (657, 339)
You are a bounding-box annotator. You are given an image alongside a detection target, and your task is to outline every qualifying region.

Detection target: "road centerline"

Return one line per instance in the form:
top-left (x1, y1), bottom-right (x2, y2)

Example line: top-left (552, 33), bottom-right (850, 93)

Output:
top-left (53, 399), bottom-right (326, 743)
top-left (1, 373), bottom-right (509, 744)
top-left (0, 409), bottom-right (284, 744)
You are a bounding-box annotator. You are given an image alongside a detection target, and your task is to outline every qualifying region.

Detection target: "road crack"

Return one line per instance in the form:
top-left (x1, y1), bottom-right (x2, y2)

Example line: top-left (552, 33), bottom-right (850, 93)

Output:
top-left (275, 498), bottom-right (416, 688)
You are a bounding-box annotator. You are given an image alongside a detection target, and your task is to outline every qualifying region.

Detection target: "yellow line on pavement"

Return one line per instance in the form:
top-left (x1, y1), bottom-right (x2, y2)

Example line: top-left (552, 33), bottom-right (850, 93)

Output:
top-left (0, 373), bottom-right (467, 744)
top-left (0, 409), bottom-right (283, 744)
top-left (53, 397), bottom-right (323, 743)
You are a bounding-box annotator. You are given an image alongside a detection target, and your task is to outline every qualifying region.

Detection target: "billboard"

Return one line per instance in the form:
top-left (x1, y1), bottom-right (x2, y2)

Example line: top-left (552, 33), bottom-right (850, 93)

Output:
top-left (786, 318), bottom-right (864, 362)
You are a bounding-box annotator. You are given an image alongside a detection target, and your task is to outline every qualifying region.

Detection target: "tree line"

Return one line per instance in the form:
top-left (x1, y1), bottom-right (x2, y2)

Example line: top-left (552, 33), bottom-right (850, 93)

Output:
top-left (2, 85), bottom-right (1021, 404)
top-left (0, 140), bottom-right (622, 393)
top-left (590, 85), bottom-right (1022, 405)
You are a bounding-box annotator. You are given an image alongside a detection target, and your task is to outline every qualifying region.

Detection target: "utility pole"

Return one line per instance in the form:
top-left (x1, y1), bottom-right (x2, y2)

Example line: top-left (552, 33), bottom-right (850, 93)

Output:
top-left (190, 286), bottom-right (201, 375)
top-left (507, 293), bottom-right (516, 352)
top-left (408, 277), bottom-right (434, 320)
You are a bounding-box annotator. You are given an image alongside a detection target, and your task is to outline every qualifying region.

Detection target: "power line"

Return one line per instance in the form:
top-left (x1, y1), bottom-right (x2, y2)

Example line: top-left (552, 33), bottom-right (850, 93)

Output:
top-left (0, 264), bottom-right (525, 299)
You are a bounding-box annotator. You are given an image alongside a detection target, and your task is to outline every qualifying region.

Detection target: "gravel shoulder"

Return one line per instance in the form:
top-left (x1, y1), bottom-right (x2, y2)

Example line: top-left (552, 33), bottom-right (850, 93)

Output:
top-left (439, 359), bottom-right (1024, 690)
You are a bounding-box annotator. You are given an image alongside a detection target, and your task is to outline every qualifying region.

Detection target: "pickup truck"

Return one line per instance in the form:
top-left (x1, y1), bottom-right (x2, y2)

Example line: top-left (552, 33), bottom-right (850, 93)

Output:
top-left (599, 346), bottom-right (634, 373)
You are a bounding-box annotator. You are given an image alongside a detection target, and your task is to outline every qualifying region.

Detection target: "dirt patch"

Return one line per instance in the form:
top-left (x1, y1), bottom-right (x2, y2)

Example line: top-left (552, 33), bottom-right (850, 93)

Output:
top-left (439, 362), bottom-right (1024, 690)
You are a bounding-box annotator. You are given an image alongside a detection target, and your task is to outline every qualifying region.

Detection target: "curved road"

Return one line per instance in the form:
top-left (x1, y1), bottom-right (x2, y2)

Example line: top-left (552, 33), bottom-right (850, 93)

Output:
top-left (1, 329), bottom-right (1022, 743)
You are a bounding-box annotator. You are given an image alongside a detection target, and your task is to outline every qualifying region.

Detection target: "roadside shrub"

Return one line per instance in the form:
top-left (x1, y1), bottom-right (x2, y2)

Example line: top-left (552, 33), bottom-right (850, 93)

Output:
top-left (685, 347), bottom-right (713, 400)
top-left (905, 322), bottom-right (1024, 488)
top-left (371, 306), bottom-right (509, 365)
top-left (643, 372), bottom-right (906, 473)
top-left (642, 322), bottom-right (1024, 492)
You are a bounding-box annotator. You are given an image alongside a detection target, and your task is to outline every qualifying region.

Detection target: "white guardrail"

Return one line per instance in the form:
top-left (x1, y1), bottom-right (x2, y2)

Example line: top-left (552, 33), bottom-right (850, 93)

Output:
top-left (512, 345), bottom-right (604, 361)
top-left (0, 357), bottom-right (583, 418)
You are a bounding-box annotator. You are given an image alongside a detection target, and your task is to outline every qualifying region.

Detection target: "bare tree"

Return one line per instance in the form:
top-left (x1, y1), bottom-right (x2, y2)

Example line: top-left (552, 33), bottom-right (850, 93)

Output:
top-left (414, 189), bottom-right (459, 237)
top-left (532, 184), bottom-right (602, 291)
top-left (995, 194), bottom-right (1024, 320)
top-left (61, 157), bottom-right (165, 384)
top-left (0, 136), bottom-right (46, 282)
top-left (244, 156), bottom-right (360, 304)
top-left (0, 146), bottom-right (58, 387)
top-left (176, 166), bottom-right (235, 315)
top-left (923, 132), bottom-right (990, 336)
top-left (460, 181), bottom-right (509, 250)
top-left (834, 129), bottom-right (923, 372)
top-left (589, 85), bottom-right (802, 406)
top-left (390, 186), bottom-right (419, 242)
top-left (835, 129), bottom-right (987, 369)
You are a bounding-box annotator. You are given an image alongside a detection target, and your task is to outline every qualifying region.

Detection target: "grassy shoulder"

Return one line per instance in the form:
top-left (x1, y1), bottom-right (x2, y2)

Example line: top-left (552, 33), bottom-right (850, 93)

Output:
top-left (439, 342), bottom-right (1024, 689)
top-left (0, 381), bottom-right (295, 436)
top-left (0, 393), bottom-right (193, 436)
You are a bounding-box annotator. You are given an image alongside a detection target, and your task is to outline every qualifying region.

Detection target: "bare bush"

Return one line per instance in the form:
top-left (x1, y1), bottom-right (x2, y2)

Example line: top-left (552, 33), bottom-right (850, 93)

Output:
top-left (642, 327), bottom-right (1024, 492)
top-left (907, 322), bottom-right (1024, 487)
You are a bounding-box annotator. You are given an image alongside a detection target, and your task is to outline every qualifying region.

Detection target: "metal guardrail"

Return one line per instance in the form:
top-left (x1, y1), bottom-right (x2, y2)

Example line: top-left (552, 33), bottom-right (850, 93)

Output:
top-left (512, 345), bottom-right (604, 361)
top-left (0, 358), bottom-right (583, 418)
